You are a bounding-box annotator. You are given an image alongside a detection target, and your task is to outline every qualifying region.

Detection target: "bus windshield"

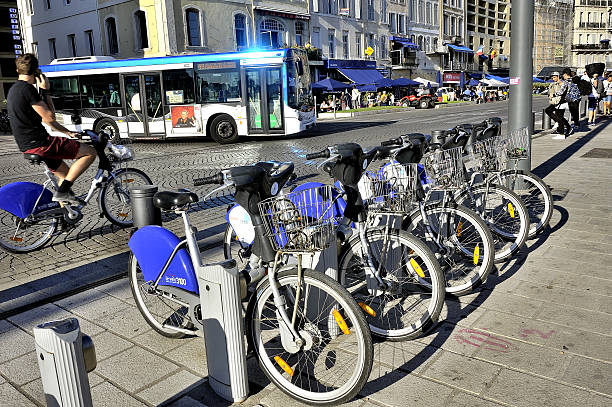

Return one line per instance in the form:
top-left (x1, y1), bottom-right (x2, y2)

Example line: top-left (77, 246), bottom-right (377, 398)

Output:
top-left (286, 49), bottom-right (313, 111)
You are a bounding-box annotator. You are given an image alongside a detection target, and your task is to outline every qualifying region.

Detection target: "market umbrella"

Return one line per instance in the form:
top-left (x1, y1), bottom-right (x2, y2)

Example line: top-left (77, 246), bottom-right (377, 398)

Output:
top-left (532, 76), bottom-right (546, 83)
top-left (311, 78), bottom-right (352, 91)
top-left (392, 77), bottom-right (420, 87)
top-left (357, 84), bottom-right (377, 92)
top-left (374, 77), bottom-right (395, 88)
top-left (468, 79), bottom-right (480, 86)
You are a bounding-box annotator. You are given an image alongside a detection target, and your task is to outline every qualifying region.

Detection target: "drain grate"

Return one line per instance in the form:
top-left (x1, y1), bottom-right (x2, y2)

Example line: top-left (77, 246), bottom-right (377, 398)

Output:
top-left (581, 148), bottom-right (612, 159)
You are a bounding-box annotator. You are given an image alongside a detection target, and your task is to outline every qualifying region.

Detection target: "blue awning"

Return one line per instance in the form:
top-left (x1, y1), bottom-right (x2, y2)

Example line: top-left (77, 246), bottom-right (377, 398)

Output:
top-left (447, 44), bottom-right (474, 54)
top-left (390, 36), bottom-right (419, 50)
top-left (338, 68), bottom-right (384, 85)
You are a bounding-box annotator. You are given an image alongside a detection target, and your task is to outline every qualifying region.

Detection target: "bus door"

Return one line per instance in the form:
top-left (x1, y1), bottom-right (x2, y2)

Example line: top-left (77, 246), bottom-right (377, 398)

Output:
top-left (245, 67), bottom-right (284, 133)
top-left (121, 73), bottom-right (166, 138)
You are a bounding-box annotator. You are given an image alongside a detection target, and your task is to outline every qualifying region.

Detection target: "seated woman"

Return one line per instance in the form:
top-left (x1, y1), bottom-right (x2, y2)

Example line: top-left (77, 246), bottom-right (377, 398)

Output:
top-left (320, 100), bottom-right (330, 112)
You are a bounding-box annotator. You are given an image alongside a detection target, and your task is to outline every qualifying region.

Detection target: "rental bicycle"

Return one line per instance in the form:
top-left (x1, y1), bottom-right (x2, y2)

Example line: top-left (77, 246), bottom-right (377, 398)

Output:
top-left (0, 130), bottom-right (151, 253)
top-left (128, 161), bottom-right (373, 405)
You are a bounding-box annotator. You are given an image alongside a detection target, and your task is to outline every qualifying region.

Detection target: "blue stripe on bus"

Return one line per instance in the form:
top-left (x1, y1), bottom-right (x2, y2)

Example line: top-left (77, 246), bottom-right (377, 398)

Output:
top-left (40, 49), bottom-right (288, 73)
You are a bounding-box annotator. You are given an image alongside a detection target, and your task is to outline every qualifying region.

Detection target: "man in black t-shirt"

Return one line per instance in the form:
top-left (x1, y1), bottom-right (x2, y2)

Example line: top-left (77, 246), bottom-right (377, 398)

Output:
top-left (7, 54), bottom-right (96, 203)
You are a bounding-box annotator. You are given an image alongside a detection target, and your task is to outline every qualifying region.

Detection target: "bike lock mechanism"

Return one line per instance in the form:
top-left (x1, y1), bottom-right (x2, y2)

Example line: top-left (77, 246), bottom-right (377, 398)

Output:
top-left (130, 185), bottom-right (162, 229)
top-left (34, 318), bottom-right (96, 407)
top-left (196, 259), bottom-right (249, 402)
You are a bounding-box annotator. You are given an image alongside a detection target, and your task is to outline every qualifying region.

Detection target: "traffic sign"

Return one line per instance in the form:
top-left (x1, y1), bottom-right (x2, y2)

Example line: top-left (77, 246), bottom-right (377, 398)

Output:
top-left (365, 46), bottom-right (374, 57)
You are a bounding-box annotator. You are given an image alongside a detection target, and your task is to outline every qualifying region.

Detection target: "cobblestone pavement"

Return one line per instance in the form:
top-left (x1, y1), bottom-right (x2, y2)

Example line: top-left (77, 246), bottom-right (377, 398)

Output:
top-left (3, 99), bottom-right (612, 407)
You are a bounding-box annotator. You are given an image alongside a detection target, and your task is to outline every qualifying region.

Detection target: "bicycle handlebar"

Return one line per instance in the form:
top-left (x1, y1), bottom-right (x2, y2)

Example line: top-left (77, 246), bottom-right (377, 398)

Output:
top-left (306, 149), bottom-right (331, 160)
top-left (381, 138), bottom-right (402, 147)
top-left (194, 173), bottom-right (224, 186)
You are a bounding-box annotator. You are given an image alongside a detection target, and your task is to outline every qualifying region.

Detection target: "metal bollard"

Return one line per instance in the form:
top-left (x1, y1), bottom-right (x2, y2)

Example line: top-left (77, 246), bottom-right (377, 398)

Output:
top-left (542, 109), bottom-right (551, 130)
top-left (130, 185), bottom-right (161, 229)
top-left (531, 112), bottom-right (535, 134)
top-left (34, 318), bottom-right (96, 407)
top-left (197, 260), bottom-right (249, 403)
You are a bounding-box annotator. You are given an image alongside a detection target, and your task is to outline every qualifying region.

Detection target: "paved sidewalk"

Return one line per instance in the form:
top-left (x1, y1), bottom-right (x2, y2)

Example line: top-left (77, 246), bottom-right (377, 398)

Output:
top-left (1, 118), bottom-right (611, 406)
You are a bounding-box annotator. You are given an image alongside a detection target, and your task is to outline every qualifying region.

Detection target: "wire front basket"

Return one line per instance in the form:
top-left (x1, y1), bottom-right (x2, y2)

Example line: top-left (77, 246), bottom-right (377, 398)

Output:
top-left (359, 163), bottom-right (418, 213)
top-left (467, 136), bottom-right (506, 172)
top-left (422, 147), bottom-right (465, 191)
top-left (258, 185), bottom-right (337, 253)
top-left (503, 127), bottom-right (530, 160)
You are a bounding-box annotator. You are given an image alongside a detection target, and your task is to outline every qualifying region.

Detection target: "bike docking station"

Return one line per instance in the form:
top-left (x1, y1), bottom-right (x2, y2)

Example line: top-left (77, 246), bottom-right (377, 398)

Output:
top-left (130, 185), bottom-right (249, 403)
top-left (33, 318), bottom-right (96, 407)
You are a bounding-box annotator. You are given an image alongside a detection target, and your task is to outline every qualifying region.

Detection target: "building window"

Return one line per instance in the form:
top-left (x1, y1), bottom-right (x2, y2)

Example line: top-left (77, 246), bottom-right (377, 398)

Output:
top-left (418, 0), bottom-right (424, 23)
top-left (381, 0), bottom-right (387, 23)
top-left (26, 0), bottom-right (33, 15)
top-left (443, 15), bottom-right (449, 35)
top-left (235, 14), bottom-right (248, 50)
top-left (457, 18), bottom-right (463, 36)
top-left (65, 0), bottom-right (71, 4)
top-left (399, 14), bottom-right (405, 33)
top-left (46, 0), bottom-right (51, 9)
top-left (342, 30), bottom-right (349, 59)
top-left (31, 42), bottom-right (38, 57)
top-left (134, 10), bottom-right (149, 49)
top-left (410, 0), bottom-right (416, 22)
top-left (48, 38), bottom-right (57, 60)
top-left (185, 9), bottom-right (202, 47)
top-left (381, 35), bottom-right (387, 59)
top-left (451, 16), bottom-right (456, 36)
top-left (67, 34), bottom-right (76, 57)
top-left (425, 36), bottom-right (430, 52)
top-left (328, 29), bottom-right (335, 58)
top-left (85, 30), bottom-right (94, 55)
top-left (426, 2), bottom-right (432, 25)
top-left (433, 3), bottom-right (438, 25)
top-left (328, 0), bottom-right (334, 14)
top-left (390, 13), bottom-right (396, 33)
top-left (312, 26), bottom-right (320, 48)
top-left (105, 18), bottom-right (119, 54)
top-left (260, 19), bottom-right (285, 48)
top-left (367, 0), bottom-right (375, 21)
top-left (295, 21), bottom-right (304, 47)
top-left (356, 32), bottom-right (362, 58)
top-left (417, 35), bottom-right (423, 50)
top-left (433, 37), bottom-right (438, 49)
top-left (367, 33), bottom-right (375, 57)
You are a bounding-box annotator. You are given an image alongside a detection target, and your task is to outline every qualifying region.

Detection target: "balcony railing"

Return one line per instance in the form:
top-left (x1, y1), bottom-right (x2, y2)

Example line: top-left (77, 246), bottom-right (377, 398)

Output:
top-left (579, 22), bottom-right (607, 29)
top-left (578, 0), bottom-right (608, 7)
top-left (571, 43), bottom-right (610, 50)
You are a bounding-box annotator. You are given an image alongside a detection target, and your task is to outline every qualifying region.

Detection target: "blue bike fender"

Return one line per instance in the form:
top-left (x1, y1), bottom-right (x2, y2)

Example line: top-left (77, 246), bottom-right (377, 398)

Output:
top-left (293, 182), bottom-right (346, 219)
top-left (129, 226), bottom-right (198, 294)
top-left (226, 204), bottom-right (255, 245)
top-left (0, 182), bottom-right (54, 218)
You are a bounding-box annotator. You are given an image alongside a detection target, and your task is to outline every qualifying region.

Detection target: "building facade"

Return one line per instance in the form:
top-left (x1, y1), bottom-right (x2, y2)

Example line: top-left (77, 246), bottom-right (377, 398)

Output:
top-left (466, 0), bottom-right (510, 72)
top-left (534, 0), bottom-right (573, 75)
top-left (570, 0), bottom-right (611, 71)
top-left (0, 1), bottom-right (21, 103)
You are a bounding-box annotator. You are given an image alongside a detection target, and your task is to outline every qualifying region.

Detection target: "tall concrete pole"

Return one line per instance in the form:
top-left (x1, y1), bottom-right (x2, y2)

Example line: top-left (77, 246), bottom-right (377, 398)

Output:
top-left (508, 0), bottom-right (534, 171)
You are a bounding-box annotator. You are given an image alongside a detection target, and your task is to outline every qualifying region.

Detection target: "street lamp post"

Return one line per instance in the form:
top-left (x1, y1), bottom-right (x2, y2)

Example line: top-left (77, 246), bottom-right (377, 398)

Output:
top-left (509, 0), bottom-right (535, 171)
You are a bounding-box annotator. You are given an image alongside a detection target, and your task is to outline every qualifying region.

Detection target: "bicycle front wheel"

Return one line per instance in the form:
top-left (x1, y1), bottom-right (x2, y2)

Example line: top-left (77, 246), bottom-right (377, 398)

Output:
top-left (498, 170), bottom-right (553, 239)
top-left (338, 228), bottom-right (445, 341)
top-left (0, 209), bottom-right (58, 253)
top-left (247, 268), bottom-right (373, 406)
top-left (101, 168), bottom-right (152, 227)
top-left (455, 184), bottom-right (530, 263)
top-left (406, 204), bottom-right (495, 296)
top-left (223, 224), bottom-right (252, 271)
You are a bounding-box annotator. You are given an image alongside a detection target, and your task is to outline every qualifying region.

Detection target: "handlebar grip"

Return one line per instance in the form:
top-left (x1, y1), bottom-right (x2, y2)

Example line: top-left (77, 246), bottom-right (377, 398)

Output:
top-left (381, 138), bottom-right (401, 147)
top-left (306, 150), bottom-right (330, 160)
top-left (193, 173), bottom-right (224, 186)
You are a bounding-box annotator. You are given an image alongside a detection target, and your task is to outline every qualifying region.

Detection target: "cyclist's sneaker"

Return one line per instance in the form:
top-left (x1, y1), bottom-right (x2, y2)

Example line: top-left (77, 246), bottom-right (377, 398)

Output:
top-left (52, 190), bottom-right (81, 204)
top-left (552, 134), bottom-right (566, 140)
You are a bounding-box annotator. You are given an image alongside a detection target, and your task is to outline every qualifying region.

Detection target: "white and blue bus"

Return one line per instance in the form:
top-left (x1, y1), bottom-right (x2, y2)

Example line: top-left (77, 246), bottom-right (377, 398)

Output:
top-left (40, 48), bottom-right (315, 144)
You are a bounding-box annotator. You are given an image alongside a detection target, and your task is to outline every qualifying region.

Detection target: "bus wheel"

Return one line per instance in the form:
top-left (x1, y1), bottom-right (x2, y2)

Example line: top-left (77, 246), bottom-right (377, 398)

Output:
top-left (210, 114), bottom-right (239, 144)
top-left (95, 119), bottom-right (121, 143)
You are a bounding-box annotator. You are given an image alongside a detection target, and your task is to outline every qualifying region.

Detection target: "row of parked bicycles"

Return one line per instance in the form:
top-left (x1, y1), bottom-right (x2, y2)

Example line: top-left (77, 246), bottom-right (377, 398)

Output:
top-left (125, 117), bottom-right (553, 405)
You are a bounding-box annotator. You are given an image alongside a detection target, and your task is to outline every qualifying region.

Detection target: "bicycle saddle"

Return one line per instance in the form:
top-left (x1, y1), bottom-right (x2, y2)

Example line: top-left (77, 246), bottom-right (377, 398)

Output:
top-left (23, 153), bottom-right (43, 164)
top-left (153, 190), bottom-right (199, 210)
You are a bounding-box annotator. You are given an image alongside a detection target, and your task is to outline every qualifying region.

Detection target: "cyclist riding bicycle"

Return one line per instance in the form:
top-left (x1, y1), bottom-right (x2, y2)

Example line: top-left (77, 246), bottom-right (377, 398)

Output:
top-left (7, 53), bottom-right (96, 204)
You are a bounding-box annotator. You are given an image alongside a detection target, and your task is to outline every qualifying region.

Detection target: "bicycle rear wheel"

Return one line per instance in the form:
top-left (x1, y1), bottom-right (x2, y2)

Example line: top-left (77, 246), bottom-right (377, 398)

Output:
top-left (338, 228), bottom-right (445, 340)
top-left (405, 203), bottom-right (495, 296)
top-left (128, 254), bottom-right (197, 338)
top-left (0, 209), bottom-right (58, 253)
top-left (246, 268), bottom-right (373, 406)
top-left (101, 168), bottom-right (152, 227)
top-left (455, 184), bottom-right (530, 263)
top-left (498, 170), bottom-right (553, 239)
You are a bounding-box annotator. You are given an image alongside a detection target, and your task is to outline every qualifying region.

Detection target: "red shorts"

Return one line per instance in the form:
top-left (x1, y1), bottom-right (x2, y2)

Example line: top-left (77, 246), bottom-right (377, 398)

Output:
top-left (24, 136), bottom-right (81, 170)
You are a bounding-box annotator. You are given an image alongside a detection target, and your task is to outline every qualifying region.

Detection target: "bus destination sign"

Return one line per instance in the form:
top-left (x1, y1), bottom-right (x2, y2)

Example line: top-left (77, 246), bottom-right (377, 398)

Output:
top-left (196, 61), bottom-right (237, 70)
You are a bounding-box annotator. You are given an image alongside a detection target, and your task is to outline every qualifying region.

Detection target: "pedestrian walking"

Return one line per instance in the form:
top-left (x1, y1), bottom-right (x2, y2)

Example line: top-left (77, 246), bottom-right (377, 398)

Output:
top-left (351, 86), bottom-right (360, 109)
top-left (602, 74), bottom-right (612, 116)
top-left (389, 92), bottom-right (395, 106)
top-left (544, 72), bottom-right (571, 139)
top-left (587, 73), bottom-right (601, 124)
top-left (562, 68), bottom-right (581, 129)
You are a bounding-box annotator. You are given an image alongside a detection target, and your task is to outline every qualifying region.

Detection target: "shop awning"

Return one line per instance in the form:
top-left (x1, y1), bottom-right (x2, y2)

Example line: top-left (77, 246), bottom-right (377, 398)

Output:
top-left (390, 36), bottom-right (419, 50)
top-left (338, 68), bottom-right (384, 85)
top-left (447, 44), bottom-right (474, 54)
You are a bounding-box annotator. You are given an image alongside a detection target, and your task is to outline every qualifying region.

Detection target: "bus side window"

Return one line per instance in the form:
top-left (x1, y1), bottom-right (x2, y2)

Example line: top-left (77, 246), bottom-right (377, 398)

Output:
top-left (79, 74), bottom-right (121, 109)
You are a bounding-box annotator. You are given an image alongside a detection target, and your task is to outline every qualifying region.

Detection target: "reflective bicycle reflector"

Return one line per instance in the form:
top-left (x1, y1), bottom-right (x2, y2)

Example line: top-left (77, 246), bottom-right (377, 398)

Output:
top-left (9, 236), bottom-right (23, 242)
top-left (274, 356), bottom-right (294, 376)
top-left (332, 309), bottom-right (351, 335)
top-left (507, 202), bottom-right (515, 218)
top-left (473, 245), bottom-right (480, 265)
top-left (457, 221), bottom-right (463, 237)
top-left (118, 213), bottom-right (128, 217)
top-left (358, 302), bottom-right (377, 317)
top-left (122, 179), bottom-right (135, 183)
top-left (409, 258), bottom-right (426, 278)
